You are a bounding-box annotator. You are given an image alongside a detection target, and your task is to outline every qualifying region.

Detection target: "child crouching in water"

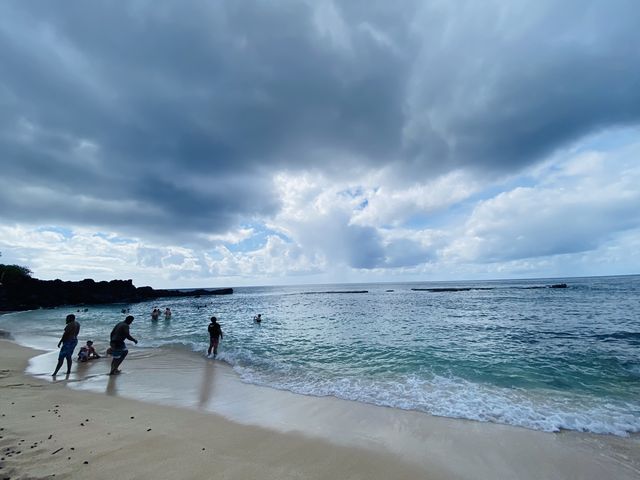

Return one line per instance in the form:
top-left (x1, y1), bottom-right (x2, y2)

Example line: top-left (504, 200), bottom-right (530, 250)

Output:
top-left (78, 340), bottom-right (101, 362)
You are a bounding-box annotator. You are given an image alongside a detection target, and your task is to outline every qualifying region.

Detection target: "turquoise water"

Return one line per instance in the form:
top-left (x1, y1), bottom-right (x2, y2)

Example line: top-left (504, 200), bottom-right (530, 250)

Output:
top-left (2, 275), bottom-right (640, 435)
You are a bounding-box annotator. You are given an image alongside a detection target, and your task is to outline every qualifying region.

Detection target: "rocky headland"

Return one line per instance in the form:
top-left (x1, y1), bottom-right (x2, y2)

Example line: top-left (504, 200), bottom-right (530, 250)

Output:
top-left (0, 275), bottom-right (232, 312)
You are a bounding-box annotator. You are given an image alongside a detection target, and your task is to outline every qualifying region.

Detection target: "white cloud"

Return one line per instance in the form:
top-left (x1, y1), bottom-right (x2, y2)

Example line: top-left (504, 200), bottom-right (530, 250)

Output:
top-left (352, 169), bottom-right (480, 227)
top-left (203, 228), bottom-right (254, 244)
top-left (0, 226), bottom-right (138, 280)
top-left (312, 0), bottom-right (353, 53)
top-left (445, 139), bottom-right (640, 264)
top-left (205, 236), bottom-right (325, 280)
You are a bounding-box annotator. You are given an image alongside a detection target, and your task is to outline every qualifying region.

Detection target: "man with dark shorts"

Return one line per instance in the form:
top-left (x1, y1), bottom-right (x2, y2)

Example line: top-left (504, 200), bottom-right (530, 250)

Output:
top-left (207, 316), bottom-right (223, 357)
top-left (109, 315), bottom-right (138, 375)
top-left (52, 313), bottom-right (81, 376)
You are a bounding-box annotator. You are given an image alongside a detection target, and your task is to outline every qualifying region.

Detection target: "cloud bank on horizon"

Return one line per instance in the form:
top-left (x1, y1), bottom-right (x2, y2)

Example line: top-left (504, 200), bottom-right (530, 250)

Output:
top-left (1, 0), bottom-right (639, 287)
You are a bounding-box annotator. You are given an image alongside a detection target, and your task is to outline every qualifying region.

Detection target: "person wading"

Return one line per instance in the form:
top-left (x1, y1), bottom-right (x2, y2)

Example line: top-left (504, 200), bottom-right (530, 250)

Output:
top-left (52, 313), bottom-right (81, 376)
top-left (109, 315), bottom-right (138, 375)
top-left (207, 316), bottom-right (223, 358)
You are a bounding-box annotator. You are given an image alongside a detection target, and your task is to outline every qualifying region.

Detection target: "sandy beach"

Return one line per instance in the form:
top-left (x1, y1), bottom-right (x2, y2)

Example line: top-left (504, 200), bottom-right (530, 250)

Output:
top-left (1, 338), bottom-right (639, 480)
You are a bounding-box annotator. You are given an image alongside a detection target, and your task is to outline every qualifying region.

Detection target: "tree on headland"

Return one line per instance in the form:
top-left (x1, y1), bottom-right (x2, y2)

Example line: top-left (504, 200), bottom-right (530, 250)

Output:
top-left (0, 252), bottom-right (33, 285)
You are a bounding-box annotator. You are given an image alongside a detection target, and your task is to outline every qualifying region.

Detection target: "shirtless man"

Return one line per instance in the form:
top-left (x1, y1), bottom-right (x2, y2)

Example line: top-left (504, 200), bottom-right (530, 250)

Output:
top-left (52, 314), bottom-right (81, 376)
top-left (207, 316), bottom-right (223, 357)
top-left (109, 315), bottom-right (138, 375)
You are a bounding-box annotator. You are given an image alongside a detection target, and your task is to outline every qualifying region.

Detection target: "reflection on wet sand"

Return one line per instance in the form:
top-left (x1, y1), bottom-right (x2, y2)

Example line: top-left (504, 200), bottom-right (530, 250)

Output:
top-left (106, 374), bottom-right (118, 396)
top-left (198, 358), bottom-right (216, 408)
top-left (74, 359), bottom-right (93, 380)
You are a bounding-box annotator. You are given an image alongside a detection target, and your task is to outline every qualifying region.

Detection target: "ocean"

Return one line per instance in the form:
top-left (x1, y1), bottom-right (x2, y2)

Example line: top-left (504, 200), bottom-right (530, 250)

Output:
top-left (2, 275), bottom-right (639, 436)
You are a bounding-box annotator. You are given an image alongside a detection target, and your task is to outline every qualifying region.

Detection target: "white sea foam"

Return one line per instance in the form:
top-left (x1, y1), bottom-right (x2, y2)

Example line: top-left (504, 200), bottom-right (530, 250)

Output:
top-left (220, 350), bottom-right (640, 436)
top-left (133, 338), bottom-right (640, 437)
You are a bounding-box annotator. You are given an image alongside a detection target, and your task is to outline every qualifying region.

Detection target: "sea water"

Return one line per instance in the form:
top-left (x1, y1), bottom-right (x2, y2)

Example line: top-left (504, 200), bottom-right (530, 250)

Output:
top-left (2, 275), bottom-right (639, 436)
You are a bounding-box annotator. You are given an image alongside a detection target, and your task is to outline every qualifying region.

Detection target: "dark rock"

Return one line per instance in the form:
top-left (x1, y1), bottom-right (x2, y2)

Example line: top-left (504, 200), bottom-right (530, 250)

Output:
top-left (0, 275), bottom-right (233, 311)
top-left (412, 287), bottom-right (495, 292)
top-left (139, 287), bottom-right (234, 299)
top-left (412, 287), bottom-right (472, 292)
top-left (303, 290), bottom-right (368, 294)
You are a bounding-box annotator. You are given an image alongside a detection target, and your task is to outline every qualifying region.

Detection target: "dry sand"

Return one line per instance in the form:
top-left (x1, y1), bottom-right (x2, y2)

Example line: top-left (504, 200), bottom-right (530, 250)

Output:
top-left (1, 339), bottom-right (639, 480)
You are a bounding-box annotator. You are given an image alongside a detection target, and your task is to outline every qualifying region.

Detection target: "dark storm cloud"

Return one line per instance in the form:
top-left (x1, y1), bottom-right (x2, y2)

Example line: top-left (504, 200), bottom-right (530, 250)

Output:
top-left (1, 0), bottom-right (639, 240)
top-left (403, 0), bottom-right (640, 172)
top-left (0, 0), bottom-right (409, 239)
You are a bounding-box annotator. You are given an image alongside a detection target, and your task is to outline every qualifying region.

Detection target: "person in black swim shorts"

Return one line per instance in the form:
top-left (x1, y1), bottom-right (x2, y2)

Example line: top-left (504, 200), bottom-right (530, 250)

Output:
top-left (109, 315), bottom-right (138, 375)
top-left (207, 316), bottom-right (223, 357)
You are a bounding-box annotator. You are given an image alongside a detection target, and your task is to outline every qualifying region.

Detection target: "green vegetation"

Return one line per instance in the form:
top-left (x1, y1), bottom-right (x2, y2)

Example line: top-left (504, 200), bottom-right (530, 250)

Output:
top-left (0, 252), bottom-right (32, 285)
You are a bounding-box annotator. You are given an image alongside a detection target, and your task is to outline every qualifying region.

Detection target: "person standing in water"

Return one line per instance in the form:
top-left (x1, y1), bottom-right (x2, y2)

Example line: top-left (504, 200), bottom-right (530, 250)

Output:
top-left (52, 313), bottom-right (81, 376)
top-left (254, 314), bottom-right (262, 324)
top-left (109, 315), bottom-right (138, 375)
top-left (207, 316), bottom-right (223, 357)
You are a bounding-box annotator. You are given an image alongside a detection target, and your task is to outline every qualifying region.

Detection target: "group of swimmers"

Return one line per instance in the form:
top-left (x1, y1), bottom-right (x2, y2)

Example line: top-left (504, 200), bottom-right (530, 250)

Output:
top-left (151, 307), bottom-right (171, 320)
top-left (52, 310), bottom-right (243, 377)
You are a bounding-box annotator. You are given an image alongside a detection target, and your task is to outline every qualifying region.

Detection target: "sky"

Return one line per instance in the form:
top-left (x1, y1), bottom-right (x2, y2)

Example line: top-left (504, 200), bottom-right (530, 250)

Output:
top-left (1, 0), bottom-right (639, 288)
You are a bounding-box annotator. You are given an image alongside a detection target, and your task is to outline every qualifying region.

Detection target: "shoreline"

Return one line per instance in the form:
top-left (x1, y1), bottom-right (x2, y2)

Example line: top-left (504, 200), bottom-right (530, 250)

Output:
top-left (2, 338), bottom-right (640, 479)
top-left (2, 339), bottom-right (428, 480)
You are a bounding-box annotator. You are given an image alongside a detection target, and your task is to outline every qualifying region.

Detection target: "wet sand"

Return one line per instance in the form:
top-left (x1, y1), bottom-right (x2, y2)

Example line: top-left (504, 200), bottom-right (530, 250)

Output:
top-left (2, 339), bottom-right (640, 479)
